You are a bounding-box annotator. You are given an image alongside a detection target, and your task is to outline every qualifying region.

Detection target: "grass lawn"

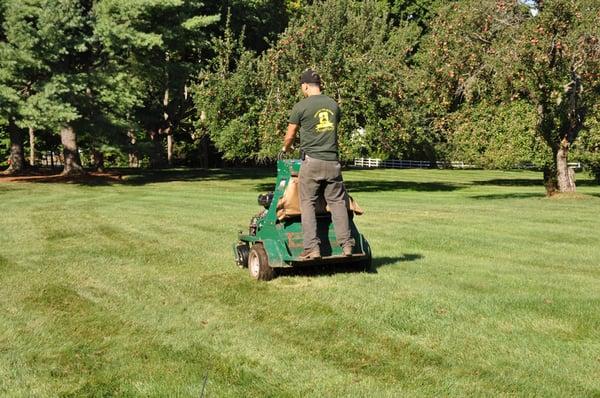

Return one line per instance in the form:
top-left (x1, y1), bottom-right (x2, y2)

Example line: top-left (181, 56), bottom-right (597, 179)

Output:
top-left (1, 166), bottom-right (599, 397)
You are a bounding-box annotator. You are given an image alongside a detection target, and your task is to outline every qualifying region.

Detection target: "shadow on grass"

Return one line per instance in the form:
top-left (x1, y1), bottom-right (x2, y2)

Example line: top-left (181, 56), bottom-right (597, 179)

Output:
top-left (345, 180), bottom-right (462, 193)
top-left (255, 180), bottom-right (463, 193)
top-left (371, 254), bottom-right (423, 271)
top-left (119, 168), bottom-right (272, 186)
top-left (0, 254), bottom-right (10, 272)
top-left (274, 253), bottom-right (422, 279)
top-left (469, 193), bottom-right (545, 200)
top-left (0, 168), bottom-right (274, 187)
top-left (255, 182), bottom-right (276, 192)
top-left (0, 185), bottom-right (24, 195)
top-left (472, 178), bottom-right (542, 186)
top-left (474, 178), bottom-right (599, 187)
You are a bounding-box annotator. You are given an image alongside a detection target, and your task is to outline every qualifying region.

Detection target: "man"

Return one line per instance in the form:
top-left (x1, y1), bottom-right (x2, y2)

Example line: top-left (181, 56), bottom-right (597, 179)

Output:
top-left (282, 69), bottom-right (355, 260)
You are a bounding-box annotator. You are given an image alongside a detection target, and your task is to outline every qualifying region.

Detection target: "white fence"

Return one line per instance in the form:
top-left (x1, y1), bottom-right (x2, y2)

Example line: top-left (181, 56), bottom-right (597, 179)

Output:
top-left (353, 158), bottom-right (582, 170)
top-left (41, 151), bottom-right (63, 167)
top-left (516, 162), bottom-right (582, 171)
top-left (40, 149), bottom-right (91, 168)
top-left (353, 158), bottom-right (477, 169)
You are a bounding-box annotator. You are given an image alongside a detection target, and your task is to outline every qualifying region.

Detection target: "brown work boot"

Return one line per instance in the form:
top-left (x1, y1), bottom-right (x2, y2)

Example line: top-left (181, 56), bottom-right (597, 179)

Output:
top-left (342, 245), bottom-right (353, 256)
top-left (299, 249), bottom-right (321, 261)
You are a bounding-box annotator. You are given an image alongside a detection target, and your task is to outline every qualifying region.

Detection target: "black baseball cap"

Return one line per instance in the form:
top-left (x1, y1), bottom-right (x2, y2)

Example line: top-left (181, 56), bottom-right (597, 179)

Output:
top-left (300, 69), bottom-right (321, 85)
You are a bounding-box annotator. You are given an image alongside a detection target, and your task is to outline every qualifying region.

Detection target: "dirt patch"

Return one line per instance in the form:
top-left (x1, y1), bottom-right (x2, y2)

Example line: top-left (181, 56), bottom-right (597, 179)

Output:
top-left (547, 192), bottom-right (595, 200)
top-left (0, 170), bottom-right (122, 184)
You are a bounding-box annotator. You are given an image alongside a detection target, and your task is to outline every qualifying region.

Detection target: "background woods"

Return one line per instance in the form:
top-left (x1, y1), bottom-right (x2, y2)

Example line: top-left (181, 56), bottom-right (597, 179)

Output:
top-left (1, 0), bottom-right (599, 193)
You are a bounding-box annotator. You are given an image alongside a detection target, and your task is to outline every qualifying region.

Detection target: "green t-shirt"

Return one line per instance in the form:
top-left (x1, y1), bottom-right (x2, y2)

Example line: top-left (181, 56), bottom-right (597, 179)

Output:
top-left (288, 94), bottom-right (341, 161)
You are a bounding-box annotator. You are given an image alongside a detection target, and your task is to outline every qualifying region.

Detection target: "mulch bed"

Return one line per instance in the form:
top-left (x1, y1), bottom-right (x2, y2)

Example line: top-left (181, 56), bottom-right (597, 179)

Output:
top-left (0, 170), bottom-right (123, 183)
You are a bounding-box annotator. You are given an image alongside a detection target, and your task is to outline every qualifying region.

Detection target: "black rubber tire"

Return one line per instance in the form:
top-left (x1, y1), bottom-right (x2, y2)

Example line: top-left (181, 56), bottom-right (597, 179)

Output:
top-left (248, 243), bottom-right (274, 281)
top-left (235, 244), bottom-right (250, 268)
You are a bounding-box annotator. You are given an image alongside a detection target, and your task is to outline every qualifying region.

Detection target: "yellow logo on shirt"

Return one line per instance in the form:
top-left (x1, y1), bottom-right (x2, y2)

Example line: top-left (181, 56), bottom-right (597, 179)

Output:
top-left (314, 109), bottom-right (335, 132)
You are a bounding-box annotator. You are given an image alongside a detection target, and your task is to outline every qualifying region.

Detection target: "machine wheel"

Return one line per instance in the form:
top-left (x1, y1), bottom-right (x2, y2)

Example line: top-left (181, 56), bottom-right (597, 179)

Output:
top-left (248, 243), bottom-right (274, 281)
top-left (235, 243), bottom-right (250, 268)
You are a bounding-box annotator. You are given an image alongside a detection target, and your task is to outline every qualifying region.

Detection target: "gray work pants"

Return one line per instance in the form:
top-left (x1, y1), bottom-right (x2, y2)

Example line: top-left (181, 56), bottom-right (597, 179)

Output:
top-left (299, 155), bottom-right (355, 252)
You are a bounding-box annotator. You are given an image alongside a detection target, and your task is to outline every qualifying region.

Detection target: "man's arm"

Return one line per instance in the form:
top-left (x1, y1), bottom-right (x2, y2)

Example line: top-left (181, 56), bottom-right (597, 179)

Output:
top-left (282, 123), bottom-right (299, 152)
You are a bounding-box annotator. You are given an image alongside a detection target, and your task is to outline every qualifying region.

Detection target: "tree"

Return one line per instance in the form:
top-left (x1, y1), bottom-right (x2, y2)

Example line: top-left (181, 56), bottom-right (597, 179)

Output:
top-left (95, 0), bottom-right (220, 168)
top-left (1, 0), bottom-right (218, 173)
top-left (418, 0), bottom-right (600, 193)
top-left (0, 0), bottom-right (104, 175)
top-left (0, 0), bottom-right (26, 174)
top-left (510, 0), bottom-right (600, 193)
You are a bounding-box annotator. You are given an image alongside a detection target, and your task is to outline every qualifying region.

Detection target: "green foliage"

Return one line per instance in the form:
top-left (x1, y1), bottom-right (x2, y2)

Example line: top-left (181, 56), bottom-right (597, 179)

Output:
top-left (0, 84), bottom-right (18, 127)
top-left (195, 0), bottom-right (422, 161)
top-left (386, 0), bottom-right (448, 27)
top-left (0, 130), bottom-right (8, 166)
top-left (207, 0), bottom-right (289, 53)
top-left (18, 78), bottom-right (81, 131)
top-left (95, 0), bottom-right (220, 164)
top-left (572, 102), bottom-right (600, 181)
top-left (0, 0), bottom-right (118, 173)
top-left (97, 144), bottom-right (128, 167)
top-left (1, 0), bottom-right (221, 165)
top-left (193, 23), bottom-right (262, 161)
top-left (0, 0), bottom-right (17, 128)
top-left (446, 100), bottom-right (550, 168)
top-left (417, 0), bottom-right (600, 177)
top-left (1, 0), bottom-right (98, 130)
top-left (492, 0), bottom-right (600, 157)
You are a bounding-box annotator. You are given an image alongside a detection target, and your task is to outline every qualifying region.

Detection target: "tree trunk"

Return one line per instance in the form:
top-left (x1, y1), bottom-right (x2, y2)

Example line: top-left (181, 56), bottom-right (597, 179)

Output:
top-left (166, 128), bottom-right (173, 166)
top-left (198, 110), bottom-right (209, 168)
top-left (60, 125), bottom-right (85, 176)
top-left (90, 149), bottom-right (104, 172)
top-left (543, 138), bottom-right (576, 196)
top-left (149, 130), bottom-right (164, 168)
top-left (3, 127), bottom-right (25, 174)
top-left (163, 87), bottom-right (173, 167)
top-left (200, 135), bottom-right (209, 168)
top-left (29, 127), bottom-right (36, 167)
top-left (127, 130), bottom-right (139, 168)
top-left (556, 137), bottom-right (576, 193)
top-left (543, 163), bottom-right (558, 196)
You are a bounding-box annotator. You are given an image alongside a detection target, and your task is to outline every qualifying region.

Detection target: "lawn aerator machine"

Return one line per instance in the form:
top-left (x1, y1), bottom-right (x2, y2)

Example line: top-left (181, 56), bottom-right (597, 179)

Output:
top-left (234, 158), bottom-right (371, 281)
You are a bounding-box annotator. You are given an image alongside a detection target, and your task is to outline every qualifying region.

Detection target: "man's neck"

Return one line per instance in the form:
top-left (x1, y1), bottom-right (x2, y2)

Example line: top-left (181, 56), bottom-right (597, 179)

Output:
top-left (306, 87), bottom-right (321, 97)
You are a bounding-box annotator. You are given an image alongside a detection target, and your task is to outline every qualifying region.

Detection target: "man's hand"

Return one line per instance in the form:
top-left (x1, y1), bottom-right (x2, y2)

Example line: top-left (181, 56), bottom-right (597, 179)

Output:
top-left (283, 123), bottom-right (299, 153)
